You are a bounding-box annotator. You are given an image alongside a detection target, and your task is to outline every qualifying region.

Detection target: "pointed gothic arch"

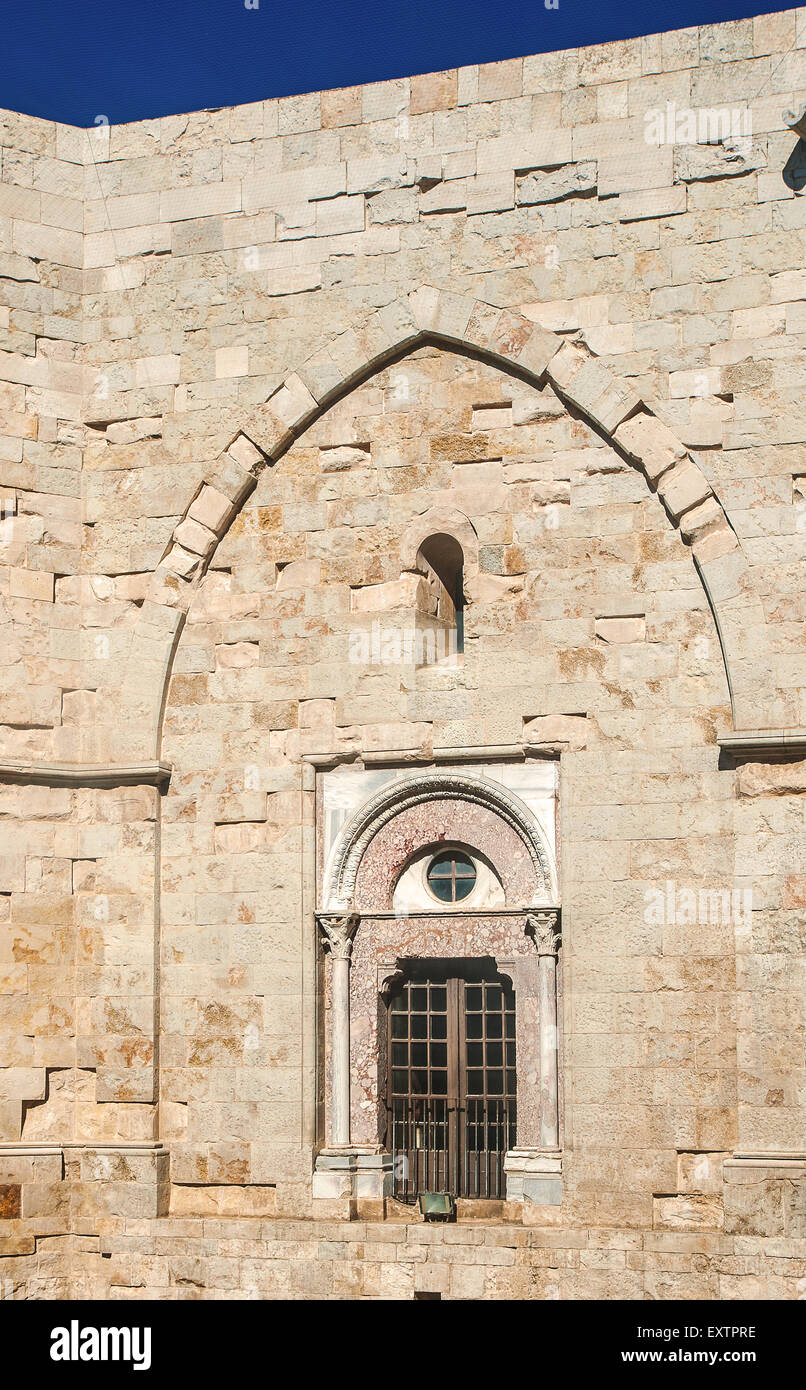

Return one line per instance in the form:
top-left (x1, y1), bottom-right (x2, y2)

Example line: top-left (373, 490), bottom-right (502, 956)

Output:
top-left (100, 286), bottom-right (774, 760)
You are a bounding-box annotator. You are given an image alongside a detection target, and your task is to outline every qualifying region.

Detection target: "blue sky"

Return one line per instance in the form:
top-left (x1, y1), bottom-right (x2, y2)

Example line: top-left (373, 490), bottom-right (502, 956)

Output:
top-left (4, 0), bottom-right (801, 127)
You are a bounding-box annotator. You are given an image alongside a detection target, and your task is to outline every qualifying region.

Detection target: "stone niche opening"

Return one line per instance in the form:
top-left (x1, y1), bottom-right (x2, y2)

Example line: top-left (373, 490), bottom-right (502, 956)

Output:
top-left (313, 762), bottom-right (563, 1210)
top-left (414, 532), bottom-right (465, 665)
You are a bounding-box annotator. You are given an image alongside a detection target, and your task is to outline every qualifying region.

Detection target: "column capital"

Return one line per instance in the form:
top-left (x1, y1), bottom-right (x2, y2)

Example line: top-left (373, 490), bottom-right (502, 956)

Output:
top-left (525, 909), bottom-right (561, 956)
top-left (317, 910), bottom-right (359, 960)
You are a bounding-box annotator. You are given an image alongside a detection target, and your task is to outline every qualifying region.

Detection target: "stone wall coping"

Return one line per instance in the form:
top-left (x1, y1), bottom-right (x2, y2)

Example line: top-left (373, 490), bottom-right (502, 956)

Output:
top-left (0, 760), bottom-right (173, 788)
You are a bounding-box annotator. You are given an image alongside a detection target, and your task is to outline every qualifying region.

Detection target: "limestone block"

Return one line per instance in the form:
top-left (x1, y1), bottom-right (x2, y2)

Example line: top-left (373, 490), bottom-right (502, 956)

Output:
top-left (546, 341), bottom-right (587, 391)
top-left (677, 1152), bottom-right (726, 1194)
top-left (159, 182), bottom-right (241, 222)
top-left (737, 760), bottom-right (806, 797)
top-left (409, 287), bottom-right (474, 341)
top-left (674, 141), bottom-right (766, 182)
top-left (598, 145), bottom-right (673, 196)
top-left (276, 560), bottom-right (321, 590)
top-left (613, 412), bottom-right (688, 482)
top-left (135, 355), bottom-right (180, 387)
top-left (319, 444), bottom-right (370, 472)
top-left (315, 195), bottom-right (365, 237)
top-left (266, 265), bottom-right (322, 296)
top-left (0, 1068), bottom-right (46, 1100)
top-left (8, 568), bottom-right (54, 601)
top-left (187, 485), bottom-right (235, 536)
top-left (618, 186), bottom-right (687, 220)
top-left (0, 855), bottom-right (26, 891)
top-left (359, 297), bottom-right (420, 364)
top-left (105, 417), bottom-right (162, 445)
top-left (351, 575), bottom-right (425, 612)
top-left (321, 85), bottom-right (362, 128)
top-left (669, 366), bottom-right (722, 399)
top-left (508, 323), bottom-right (559, 381)
top-left (461, 174), bottom-right (513, 221)
top-left (346, 155), bottom-right (413, 194)
top-left (266, 373), bottom-right (319, 428)
top-left (677, 495), bottom-right (723, 542)
top-left (212, 792), bottom-right (267, 823)
top-left (522, 714), bottom-right (588, 749)
top-left (475, 130), bottom-right (573, 175)
top-left (324, 326), bottom-right (373, 388)
top-left (214, 346), bottom-right (248, 378)
top-left (517, 162), bottom-right (597, 204)
top-left (594, 615), bottom-right (646, 643)
top-left (162, 544), bottom-right (201, 580)
top-left (653, 1195), bottom-right (724, 1231)
top-left (296, 344), bottom-right (350, 404)
top-left (367, 187), bottom-right (419, 224)
top-left (478, 57), bottom-right (522, 101)
top-left (691, 539), bottom-right (744, 602)
top-left (226, 433), bottom-right (264, 473)
top-left (173, 517), bottom-right (217, 559)
top-left (552, 357), bottom-right (641, 434)
top-left (656, 460), bottom-right (713, 522)
top-left (410, 69), bottom-right (457, 114)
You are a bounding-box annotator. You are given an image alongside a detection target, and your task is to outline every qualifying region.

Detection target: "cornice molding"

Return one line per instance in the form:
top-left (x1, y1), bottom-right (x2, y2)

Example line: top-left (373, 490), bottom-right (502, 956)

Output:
top-left (0, 759), bottom-right (173, 788)
top-left (718, 729), bottom-right (806, 760)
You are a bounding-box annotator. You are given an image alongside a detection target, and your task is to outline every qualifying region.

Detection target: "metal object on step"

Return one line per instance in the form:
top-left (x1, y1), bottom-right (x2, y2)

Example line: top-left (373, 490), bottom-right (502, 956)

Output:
top-left (418, 1192), bottom-right (455, 1220)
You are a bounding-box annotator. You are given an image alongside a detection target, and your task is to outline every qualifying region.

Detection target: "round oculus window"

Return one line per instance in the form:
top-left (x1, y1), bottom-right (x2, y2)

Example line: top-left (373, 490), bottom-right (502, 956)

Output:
top-left (426, 851), bottom-right (477, 903)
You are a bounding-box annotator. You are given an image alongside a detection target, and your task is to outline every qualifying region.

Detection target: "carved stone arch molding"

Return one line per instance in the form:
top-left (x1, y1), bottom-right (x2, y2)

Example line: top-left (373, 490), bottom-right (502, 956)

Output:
top-left (322, 769), bottom-right (557, 910)
top-left (100, 285), bottom-right (776, 761)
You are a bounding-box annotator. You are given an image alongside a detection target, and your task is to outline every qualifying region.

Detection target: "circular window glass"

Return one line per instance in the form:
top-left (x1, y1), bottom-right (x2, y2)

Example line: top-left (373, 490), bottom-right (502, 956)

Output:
top-left (426, 851), bottom-right (477, 903)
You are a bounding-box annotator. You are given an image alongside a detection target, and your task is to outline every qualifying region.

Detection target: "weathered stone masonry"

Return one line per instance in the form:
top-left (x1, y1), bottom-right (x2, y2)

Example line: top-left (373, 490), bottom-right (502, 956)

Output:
top-left (1, 10), bottom-right (806, 1298)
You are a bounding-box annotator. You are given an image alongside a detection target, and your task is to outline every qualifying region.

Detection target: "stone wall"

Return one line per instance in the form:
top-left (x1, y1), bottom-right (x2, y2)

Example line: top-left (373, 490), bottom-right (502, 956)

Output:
top-left (1, 9), bottom-right (805, 1298)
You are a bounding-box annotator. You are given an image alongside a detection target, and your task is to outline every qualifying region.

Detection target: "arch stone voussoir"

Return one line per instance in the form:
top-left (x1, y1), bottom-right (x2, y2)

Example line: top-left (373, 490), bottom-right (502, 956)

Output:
top-left (108, 286), bottom-right (776, 761)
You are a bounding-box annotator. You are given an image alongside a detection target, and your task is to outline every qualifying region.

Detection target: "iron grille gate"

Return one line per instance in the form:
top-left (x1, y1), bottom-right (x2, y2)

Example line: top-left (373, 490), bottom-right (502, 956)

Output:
top-left (386, 961), bottom-right (516, 1201)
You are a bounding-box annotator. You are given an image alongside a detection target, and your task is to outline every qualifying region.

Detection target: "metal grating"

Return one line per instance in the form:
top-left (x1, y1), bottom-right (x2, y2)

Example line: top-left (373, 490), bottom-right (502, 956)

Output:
top-left (386, 961), bottom-right (516, 1201)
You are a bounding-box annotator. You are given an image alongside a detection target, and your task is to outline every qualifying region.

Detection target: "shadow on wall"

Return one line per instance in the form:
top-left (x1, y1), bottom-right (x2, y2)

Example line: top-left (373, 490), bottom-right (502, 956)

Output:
top-left (783, 139), bottom-right (806, 192)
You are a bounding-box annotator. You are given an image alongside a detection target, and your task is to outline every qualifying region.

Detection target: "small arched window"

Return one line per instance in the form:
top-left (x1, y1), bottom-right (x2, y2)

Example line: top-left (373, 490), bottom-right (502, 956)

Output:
top-left (416, 532), bottom-right (464, 659)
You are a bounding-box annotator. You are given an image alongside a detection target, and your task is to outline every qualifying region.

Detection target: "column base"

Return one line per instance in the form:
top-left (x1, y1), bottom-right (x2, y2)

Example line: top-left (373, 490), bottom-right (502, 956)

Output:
top-left (313, 1147), bottom-right (394, 1201)
top-left (504, 1148), bottom-right (562, 1206)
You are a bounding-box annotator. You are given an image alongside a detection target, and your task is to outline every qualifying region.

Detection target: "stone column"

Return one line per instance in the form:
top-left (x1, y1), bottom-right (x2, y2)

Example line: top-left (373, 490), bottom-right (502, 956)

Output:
top-left (317, 911), bottom-right (359, 1148)
top-left (526, 910), bottom-right (562, 1149)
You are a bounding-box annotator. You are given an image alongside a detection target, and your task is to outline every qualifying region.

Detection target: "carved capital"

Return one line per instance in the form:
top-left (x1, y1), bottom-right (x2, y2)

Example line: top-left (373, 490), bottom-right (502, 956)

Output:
top-left (317, 911), bottom-right (359, 960)
top-left (525, 909), bottom-right (561, 957)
